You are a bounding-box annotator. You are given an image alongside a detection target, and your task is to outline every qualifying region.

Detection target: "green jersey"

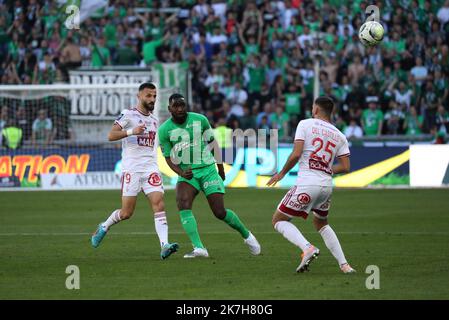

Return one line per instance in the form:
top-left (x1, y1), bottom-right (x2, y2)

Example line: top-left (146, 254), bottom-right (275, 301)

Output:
top-left (285, 93), bottom-right (301, 115)
top-left (405, 114), bottom-right (423, 135)
top-left (158, 112), bottom-right (216, 171)
top-left (362, 109), bottom-right (383, 135)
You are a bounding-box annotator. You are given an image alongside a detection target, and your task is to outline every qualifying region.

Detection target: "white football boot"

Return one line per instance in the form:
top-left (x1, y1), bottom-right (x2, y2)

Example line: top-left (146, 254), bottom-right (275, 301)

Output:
top-left (244, 232), bottom-right (261, 255)
top-left (340, 263), bottom-right (356, 274)
top-left (296, 245), bottom-right (320, 273)
top-left (183, 247), bottom-right (209, 258)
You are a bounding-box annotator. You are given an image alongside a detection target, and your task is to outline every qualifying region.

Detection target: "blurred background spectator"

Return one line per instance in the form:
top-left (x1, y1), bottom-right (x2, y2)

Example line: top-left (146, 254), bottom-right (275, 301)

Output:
top-left (31, 108), bottom-right (52, 146)
top-left (1, 119), bottom-right (23, 149)
top-left (344, 118), bottom-right (363, 139)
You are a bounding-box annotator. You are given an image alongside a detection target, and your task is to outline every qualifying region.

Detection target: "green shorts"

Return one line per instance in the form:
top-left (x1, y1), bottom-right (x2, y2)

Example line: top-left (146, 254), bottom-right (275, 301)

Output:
top-left (177, 164), bottom-right (225, 196)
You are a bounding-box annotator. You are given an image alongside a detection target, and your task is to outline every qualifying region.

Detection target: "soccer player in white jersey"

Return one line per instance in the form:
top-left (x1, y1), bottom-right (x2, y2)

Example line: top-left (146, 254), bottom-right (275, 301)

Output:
top-left (91, 82), bottom-right (179, 260)
top-left (267, 96), bottom-right (355, 274)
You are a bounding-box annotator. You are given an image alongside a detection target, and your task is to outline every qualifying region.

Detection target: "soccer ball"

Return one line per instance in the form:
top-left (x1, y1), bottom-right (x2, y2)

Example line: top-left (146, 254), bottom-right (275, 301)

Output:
top-left (358, 21), bottom-right (384, 47)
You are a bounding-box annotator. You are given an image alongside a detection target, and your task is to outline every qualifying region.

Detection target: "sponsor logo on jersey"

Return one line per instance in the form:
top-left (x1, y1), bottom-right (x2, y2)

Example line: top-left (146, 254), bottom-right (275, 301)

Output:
top-left (203, 179), bottom-right (221, 189)
top-left (148, 173), bottom-right (162, 186)
top-left (137, 131), bottom-right (156, 148)
top-left (172, 140), bottom-right (199, 153)
top-left (288, 200), bottom-right (309, 211)
top-left (297, 193), bottom-right (311, 204)
top-left (309, 158), bottom-right (333, 175)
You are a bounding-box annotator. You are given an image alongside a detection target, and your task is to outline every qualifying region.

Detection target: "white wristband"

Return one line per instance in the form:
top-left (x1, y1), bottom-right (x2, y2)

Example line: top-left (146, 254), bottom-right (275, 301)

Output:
top-left (126, 129), bottom-right (133, 136)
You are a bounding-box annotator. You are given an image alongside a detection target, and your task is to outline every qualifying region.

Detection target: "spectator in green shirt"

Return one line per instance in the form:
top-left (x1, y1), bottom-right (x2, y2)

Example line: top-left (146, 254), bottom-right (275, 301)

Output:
top-left (91, 36), bottom-right (111, 67)
top-left (403, 106), bottom-right (424, 135)
top-left (144, 14), bottom-right (164, 40)
top-left (434, 69), bottom-right (449, 105)
top-left (362, 98), bottom-right (384, 136)
top-left (393, 60), bottom-right (408, 83)
top-left (142, 33), bottom-right (169, 66)
top-left (284, 84), bottom-right (304, 116)
top-left (239, 106), bottom-right (256, 131)
top-left (270, 105), bottom-right (290, 142)
top-left (246, 55), bottom-right (265, 94)
top-left (435, 105), bottom-right (449, 136)
top-left (384, 31), bottom-right (406, 54)
top-left (116, 39), bottom-right (140, 65)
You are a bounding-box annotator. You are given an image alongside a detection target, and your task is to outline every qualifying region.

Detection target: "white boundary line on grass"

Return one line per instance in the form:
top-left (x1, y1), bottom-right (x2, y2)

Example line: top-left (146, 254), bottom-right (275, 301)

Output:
top-left (0, 231), bottom-right (448, 236)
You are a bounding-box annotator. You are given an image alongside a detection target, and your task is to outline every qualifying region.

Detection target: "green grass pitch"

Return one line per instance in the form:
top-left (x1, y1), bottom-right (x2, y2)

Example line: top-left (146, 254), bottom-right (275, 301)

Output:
top-left (1, 188), bottom-right (448, 299)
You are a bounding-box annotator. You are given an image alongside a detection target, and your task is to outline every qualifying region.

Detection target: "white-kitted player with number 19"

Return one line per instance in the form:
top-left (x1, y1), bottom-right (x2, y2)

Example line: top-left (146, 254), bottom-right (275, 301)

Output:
top-left (91, 82), bottom-right (179, 260)
top-left (267, 96), bottom-right (355, 274)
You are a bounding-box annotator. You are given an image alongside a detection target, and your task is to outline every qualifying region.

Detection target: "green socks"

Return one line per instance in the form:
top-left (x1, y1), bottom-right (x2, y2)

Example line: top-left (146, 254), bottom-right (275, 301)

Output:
top-left (223, 209), bottom-right (250, 239)
top-left (179, 209), bottom-right (250, 248)
top-left (179, 210), bottom-right (204, 249)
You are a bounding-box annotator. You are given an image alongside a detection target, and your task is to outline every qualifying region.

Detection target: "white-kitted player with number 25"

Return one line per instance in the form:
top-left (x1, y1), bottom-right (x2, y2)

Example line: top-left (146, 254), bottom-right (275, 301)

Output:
top-left (91, 82), bottom-right (179, 260)
top-left (267, 96), bottom-right (355, 274)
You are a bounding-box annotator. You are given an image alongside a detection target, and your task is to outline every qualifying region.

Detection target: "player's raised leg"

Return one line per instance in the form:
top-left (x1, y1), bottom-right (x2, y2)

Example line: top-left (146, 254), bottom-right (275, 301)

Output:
top-left (146, 191), bottom-right (179, 259)
top-left (176, 182), bottom-right (208, 258)
top-left (272, 210), bottom-right (319, 272)
top-left (207, 193), bottom-right (261, 255)
top-left (313, 215), bottom-right (355, 274)
top-left (91, 196), bottom-right (136, 248)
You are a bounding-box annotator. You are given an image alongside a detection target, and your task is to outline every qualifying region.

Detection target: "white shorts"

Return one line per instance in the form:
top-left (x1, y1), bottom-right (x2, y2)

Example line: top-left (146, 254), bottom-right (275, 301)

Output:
top-left (121, 171), bottom-right (164, 197)
top-left (277, 185), bottom-right (332, 220)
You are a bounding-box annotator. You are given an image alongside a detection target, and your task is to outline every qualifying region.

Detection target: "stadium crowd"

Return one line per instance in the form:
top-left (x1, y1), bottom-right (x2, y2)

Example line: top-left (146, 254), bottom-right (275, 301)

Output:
top-left (1, 0), bottom-right (449, 145)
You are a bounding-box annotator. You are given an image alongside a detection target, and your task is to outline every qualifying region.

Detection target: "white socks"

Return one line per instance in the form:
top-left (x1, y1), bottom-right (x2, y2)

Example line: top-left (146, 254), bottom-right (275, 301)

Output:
top-left (319, 225), bottom-right (347, 266)
top-left (154, 211), bottom-right (168, 248)
top-left (101, 209), bottom-right (169, 248)
top-left (274, 221), bottom-right (311, 252)
top-left (102, 209), bottom-right (122, 230)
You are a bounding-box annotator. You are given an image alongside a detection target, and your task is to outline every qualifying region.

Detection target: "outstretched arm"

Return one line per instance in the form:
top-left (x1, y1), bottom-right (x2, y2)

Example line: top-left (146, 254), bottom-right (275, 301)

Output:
top-left (266, 140), bottom-right (304, 186)
top-left (237, 23), bottom-right (247, 47)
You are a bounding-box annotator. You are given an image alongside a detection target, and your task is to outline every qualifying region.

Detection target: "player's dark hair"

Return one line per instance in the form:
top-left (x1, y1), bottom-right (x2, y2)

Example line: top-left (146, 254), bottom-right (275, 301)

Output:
top-left (138, 82), bottom-right (156, 91)
top-left (315, 96), bottom-right (334, 116)
top-left (168, 93), bottom-right (186, 106)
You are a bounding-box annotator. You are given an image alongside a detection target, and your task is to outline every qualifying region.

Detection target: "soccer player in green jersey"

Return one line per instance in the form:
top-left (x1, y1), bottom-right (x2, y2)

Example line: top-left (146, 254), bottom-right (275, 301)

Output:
top-left (158, 93), bottom-right (261, 258)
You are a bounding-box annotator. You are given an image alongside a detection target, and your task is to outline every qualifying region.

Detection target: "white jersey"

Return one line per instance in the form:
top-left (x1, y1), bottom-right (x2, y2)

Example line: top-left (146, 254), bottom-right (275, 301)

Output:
top-left (294, 118), bottom-right (350, 186)
top-left (114, 108), bottom-right (159, 173)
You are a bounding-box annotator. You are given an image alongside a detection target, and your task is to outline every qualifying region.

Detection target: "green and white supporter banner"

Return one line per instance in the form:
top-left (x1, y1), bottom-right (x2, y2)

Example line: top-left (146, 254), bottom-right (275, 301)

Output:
top-left (58, 0), bottom-right (108, 23)
top-left (152, 62), bottom-right (189, 92)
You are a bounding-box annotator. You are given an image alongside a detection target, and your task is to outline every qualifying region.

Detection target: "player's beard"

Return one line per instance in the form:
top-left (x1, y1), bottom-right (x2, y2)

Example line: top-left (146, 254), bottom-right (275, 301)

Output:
top-left (142, 101), bottom-right (154, 113)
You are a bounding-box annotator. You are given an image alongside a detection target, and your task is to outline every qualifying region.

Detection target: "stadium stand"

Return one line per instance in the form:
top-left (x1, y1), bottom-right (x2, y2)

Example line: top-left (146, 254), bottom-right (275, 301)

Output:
top-left (0, 0), bottom-right (448, 144)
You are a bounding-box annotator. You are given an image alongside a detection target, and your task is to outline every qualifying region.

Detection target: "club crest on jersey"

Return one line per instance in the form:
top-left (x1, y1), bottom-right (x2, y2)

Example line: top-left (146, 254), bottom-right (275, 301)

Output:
top-left (297, 193), bottom-right (311, 204)
top-left (148, 173), bottom-right (162, 186)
